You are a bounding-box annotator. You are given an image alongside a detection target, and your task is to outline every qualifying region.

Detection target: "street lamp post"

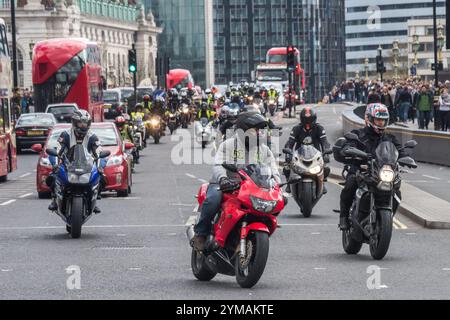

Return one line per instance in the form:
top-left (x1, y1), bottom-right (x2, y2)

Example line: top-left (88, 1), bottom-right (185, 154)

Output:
top-left (412, 34), bottom-right (420, 78)
top-left (364, 58), bottom-right (369, 80)
top-left (437, 24), bottom-right (445, 68)
top-left (392, 40), bottom-right (400, 80)
top-left (355, 70), bottom-right (360, 81)
top-left (28, 40), bottom-right (35, 61)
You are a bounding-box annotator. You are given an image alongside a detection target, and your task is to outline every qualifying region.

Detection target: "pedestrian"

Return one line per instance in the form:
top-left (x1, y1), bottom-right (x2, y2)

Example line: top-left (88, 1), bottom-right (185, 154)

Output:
top-left (381, 86), bottom-right (395, 124)
top-left (414, 85), bottom-right (433, 130)
top-left (439, 88), bottom-right (450, 132)
top-left (367, 87), bottom-right (381, 104)
top-left (395, 85), bottom-right (412, 125)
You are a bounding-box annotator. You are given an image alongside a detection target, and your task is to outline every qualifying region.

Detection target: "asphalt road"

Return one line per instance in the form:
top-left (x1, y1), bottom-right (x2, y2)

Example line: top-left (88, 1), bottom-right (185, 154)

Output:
top-left (0, 105), bottom-right (449, 299)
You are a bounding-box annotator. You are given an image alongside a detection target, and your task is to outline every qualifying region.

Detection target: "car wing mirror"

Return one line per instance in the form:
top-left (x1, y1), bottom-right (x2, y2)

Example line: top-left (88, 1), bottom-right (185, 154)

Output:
top-left (99, 151), bottom-right (111, 159)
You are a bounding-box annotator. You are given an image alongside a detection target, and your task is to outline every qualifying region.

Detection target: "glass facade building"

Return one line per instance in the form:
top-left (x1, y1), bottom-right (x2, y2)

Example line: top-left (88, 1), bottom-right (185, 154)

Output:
top-left (144, 0), bottom-right (214, 88)
top-left (346, 0), bottom-right (446, 78)
top-left (213, 0), bottom-right (346, 102)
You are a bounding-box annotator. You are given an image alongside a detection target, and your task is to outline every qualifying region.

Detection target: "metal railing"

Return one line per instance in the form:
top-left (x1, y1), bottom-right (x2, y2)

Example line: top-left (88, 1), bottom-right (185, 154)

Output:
top-left (77, 0), bottom-right (137, 22)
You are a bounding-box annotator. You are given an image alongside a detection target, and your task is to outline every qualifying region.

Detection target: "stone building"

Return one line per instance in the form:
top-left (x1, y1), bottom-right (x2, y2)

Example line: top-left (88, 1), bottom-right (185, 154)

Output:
top-left (0, 0), bottom-right (162, 89)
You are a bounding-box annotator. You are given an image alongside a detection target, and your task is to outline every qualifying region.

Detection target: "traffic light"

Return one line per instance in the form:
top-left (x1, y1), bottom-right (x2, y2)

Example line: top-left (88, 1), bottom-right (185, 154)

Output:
top-left (128, 49), bottom-right (137, 73)
top-left (287, 46), bottom-right (296, 72)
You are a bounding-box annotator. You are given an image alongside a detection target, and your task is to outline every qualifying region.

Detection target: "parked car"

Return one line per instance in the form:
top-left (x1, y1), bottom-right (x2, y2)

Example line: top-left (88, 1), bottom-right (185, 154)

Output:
top-left (32, 123), bottom-right (134, 199)
top-left (45, 103), bottom-right (79, 123)
top-left (15, 113), bottom-right (56, 153)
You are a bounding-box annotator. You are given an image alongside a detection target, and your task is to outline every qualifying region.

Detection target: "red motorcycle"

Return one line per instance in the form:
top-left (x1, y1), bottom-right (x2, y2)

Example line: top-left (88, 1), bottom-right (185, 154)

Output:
top-left (187, 163), bottom-right (289, 288)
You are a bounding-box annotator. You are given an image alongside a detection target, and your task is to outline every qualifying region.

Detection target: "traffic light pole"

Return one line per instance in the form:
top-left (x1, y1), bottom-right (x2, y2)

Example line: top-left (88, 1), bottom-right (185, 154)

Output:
top-left (132, 44), bottom-right (137, 105)
top-left (10, 0), bottom-right (18, 89)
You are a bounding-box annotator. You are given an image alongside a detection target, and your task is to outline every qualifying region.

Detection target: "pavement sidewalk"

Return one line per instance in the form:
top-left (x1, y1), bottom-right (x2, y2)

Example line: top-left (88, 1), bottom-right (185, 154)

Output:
top-left (329, 167), bottom-right (450, 229)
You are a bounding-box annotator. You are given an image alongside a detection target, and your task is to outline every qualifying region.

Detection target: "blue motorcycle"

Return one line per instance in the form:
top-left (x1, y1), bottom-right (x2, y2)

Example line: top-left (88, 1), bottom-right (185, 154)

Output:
top-left (46, 145), bottom-right (110, 239)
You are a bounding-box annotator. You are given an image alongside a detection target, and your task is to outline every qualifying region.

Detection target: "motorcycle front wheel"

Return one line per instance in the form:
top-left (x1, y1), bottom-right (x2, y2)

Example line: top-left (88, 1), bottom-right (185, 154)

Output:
top-left (300, 183), bottom-right (314, 218)
top-left (235, 231), bottom-right (269, 289)
top-left (342, 228), bottom-right (363, 255)
top-left (369, 209), bottom-right (393, 260)
top-left (69, 197), bottom-right (84, 239)
top-left (191, 249), bottom-right (217, 281)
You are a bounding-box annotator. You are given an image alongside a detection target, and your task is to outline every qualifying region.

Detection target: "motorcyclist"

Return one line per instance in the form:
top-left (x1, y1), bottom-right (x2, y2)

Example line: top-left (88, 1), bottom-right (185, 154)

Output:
top-left (205, 89), bottom-right (215, 107)
top-left (284, 107), bottom-right (332, 194)
top-left (191, 111), bottom-right (281, 251)
top-left (335, 104), bottom-right (408, 230)
top-left (115, 116), bottom-right (139, 164)
top-left (48, 110), bottom-right (103, 213)
top-left (197, 102), bottom-right (216, 122)
top-left (142, 94), bottom-right (152, 114)
top-left (131, 104), bottom-right (146, 121)
top-left (268, 85), bottom-right (279, 100)
top-left (168, 88), bottom-right (179, 113)
top-left (219, 105), bottom-right (240, 136)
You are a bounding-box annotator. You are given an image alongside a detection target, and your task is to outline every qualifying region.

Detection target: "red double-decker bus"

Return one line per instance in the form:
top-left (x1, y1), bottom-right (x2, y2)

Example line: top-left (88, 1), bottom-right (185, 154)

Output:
top-left (32, 38), bottom-right (104, 122)
top-left (266, 47), bottom-right (305, 91)
top-left (0, 18), bottom-right (17, 182)
top-left (166, 69), bottom-right (194, 90)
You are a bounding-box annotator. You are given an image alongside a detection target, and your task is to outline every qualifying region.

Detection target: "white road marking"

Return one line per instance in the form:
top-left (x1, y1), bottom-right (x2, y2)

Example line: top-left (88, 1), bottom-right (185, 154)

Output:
top-left (19, 173), bottom-right (31, 178)
top-left (106, 197), bottom-right (141, 200)
top-left (116, 234), bottom-right (127, 237)
top-left (167, 233), bottom-right (177, 236)
top-left (185, 173), bottom-right (197, 179)
top-left (280, 223), bottom-right (335, 226)
top-left (193, 204), bottom-right (199, 213)
top-left (393, 218), bottom-right (408, 230)
top-left (403, 180), bottom-right (430, 183)
top-left (332, 107), bottom-right (337, 115)
top-left (311, 232), bottom-right (321, 235)
top-left (422, 175), bottom-right (441, 181)
top-left (314, 268), bottom-right (327, 270)
top-left (19, 193), bottom-right (33, 199)
top-left (128, 267), bottom-right (142, 271)
top-left (170, 203), bottom-right (195, 207)
top-left (405, 233), bottom-right (416, 235)
top-left (1, 269), bottom-right (12, 272)
top-left (442, 268), bottom-right (450, 271)
top-left (185, 215), bottom-right (198, 226)
top-left (0, 199), bottom-right (16, 206)
top-left (198, 179), bottom-right (208, 183)
top-left (379, 285), bottom-right (389, 289)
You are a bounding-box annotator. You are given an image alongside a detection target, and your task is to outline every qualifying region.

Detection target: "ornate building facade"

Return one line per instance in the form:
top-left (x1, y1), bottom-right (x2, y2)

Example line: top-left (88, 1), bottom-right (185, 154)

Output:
top-left (0, 0), bottom-right (162, 89)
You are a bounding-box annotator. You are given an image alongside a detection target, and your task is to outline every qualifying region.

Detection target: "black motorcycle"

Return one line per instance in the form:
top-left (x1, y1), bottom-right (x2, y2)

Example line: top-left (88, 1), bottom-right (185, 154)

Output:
top-left (338, 133), bottom-right (417, 260)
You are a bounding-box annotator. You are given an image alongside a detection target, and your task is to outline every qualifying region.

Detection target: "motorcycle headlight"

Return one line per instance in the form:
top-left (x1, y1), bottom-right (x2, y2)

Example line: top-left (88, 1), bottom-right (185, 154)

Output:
top-left (183, 107), bottom-right (189, 114)
top-left (150, 119), bottom-right (160, 126)
top-left (68, 173), bottom-right (91, 184)
top-left (250, 196), bottom-right (277, 213)
top-left (39, 157), bottom-right (53, 168)
top-left (379, 165), bottom-right (395, 183)
top-left (309, 165), bottom-right (322, 175)
top-left (106, 155), bottom-right (123, 167)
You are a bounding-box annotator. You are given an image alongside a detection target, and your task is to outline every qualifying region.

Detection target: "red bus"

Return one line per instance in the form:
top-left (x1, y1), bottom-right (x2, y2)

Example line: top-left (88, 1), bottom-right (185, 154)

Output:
top-left (266, 47), bottom-right (305, 91)
top-left (0, 18), bottom-right (17, 182)
top-left (32, 38), bottom-right (104, 122)
top-left (166, 69), bottom-right (194, 90)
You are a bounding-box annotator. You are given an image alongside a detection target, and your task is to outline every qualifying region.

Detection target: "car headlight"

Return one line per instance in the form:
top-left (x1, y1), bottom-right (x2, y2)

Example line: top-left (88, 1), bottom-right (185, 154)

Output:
top-left (106, 155), bottom-right (123, 167)
top-left (309, 165), bottom-right (322, 175)
top-left (250, 196), bottom-right (278, 213)
top-left (379, 165), bottom-right (394, 183)
top-left (68, 173), bottom-right (91, 184)
top-left (39, 157), bottom-right (53, 168)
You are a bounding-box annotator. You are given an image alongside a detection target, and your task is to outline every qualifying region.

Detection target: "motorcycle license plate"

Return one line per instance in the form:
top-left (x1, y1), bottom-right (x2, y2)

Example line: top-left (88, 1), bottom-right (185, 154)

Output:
top-left (27, 130), bottom-right (44, 136)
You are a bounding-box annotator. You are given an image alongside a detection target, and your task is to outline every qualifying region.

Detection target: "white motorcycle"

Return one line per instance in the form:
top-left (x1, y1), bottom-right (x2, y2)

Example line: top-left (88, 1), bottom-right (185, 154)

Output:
top-left (195, 117), bottom-right (215, 149)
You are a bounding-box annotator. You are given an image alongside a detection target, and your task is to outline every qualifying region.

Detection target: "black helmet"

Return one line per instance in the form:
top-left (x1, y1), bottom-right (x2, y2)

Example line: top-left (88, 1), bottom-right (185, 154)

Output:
top-left (235, 111), bottom-right (267, 132)
top-left (71, 110), bottom-right (91, 138)
top-left (300, 107), bottom-right (317, 130)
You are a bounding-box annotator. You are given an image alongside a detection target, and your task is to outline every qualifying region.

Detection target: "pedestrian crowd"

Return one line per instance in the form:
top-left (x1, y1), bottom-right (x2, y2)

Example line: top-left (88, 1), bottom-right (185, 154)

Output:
top-left (327, 78), bottom-right (450, 132)
top-left (11, 88), bottom-right (34, 120)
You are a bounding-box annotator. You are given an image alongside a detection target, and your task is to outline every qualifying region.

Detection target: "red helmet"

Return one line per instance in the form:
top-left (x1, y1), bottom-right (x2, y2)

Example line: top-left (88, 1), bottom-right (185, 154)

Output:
top-left (143, 95), bottom-right (151, 101)
top-left (115, 116), bottom-right (126, 127)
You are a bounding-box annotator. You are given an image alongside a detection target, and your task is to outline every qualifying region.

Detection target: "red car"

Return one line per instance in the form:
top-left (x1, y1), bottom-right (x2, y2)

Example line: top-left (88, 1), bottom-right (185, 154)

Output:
top-left (32, 123), bottom-right (134, 199)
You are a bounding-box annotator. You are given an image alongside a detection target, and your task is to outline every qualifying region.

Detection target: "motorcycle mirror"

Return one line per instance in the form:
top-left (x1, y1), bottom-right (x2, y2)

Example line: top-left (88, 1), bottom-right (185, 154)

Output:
top-left (99, 150), bottom-right (111, 159)
top-left (31, 144), bottom-right (43, 153)
top-left (344, 147), bottom-right (368, 159)
top-left (282, 148), bottom-right (293, 155)
top-left (344, 132), bottom-right (359, 142)
top-left (398, 156), bottom-right (418, 169)
top-left (404, 140), bottom-right (418, 149)
top-left (124, 142), bottom-right (135, 150)
top-left (46, 148), bottom-right (58, 157)
top-left (222, 163), bottom-right (238, 173)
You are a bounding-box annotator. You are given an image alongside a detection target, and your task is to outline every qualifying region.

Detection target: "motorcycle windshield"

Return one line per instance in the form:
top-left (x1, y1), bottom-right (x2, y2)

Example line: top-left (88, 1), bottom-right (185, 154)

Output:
top-left (200, 118), bottom-right (209, 126)
top-left (67, 144), bottom-right (93, 175)
top-left (296, 145), bottom-right (319, 161)
top-left (229, 103), bottom-right (240, 111)
top-left (375, 141), bottom-right (399, 166)
top-left (246, 164), bottom-right (276, 189)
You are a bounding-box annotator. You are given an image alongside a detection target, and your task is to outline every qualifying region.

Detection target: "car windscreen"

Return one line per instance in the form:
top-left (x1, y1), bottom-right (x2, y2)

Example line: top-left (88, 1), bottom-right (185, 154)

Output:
top-left (120, 89), bottom-right (134, 101)
top-left (17, 115), bottom-right (55, 127)
top-left (48, 106), bottom-right (76, 115)
top-left (91, 127), bottom-right (119, 147)
top-left (257, 69), bottom-right (288, 81)
top-left (103, 91), bottom-right (119, 103)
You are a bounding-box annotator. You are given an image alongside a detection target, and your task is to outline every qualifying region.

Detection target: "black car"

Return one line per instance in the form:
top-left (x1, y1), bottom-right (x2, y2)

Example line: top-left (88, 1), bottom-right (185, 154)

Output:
top-left (45, 103), bottom-right (79, 123)
top-left (15, 113), bottom-right (57, 153)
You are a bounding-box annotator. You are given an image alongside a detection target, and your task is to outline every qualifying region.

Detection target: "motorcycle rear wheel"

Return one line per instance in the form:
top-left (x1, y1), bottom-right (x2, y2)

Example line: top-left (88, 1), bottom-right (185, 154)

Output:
top-left (191, 249), bottom-right (217, 281)
top-left (342, 228), bottom-right (363, 255)
top-left (235, 231), bottom-right (269, 289)
top-left (369, 209), bottom-right (393, 260)
top-left (69, 197), bottom-right (83, 239)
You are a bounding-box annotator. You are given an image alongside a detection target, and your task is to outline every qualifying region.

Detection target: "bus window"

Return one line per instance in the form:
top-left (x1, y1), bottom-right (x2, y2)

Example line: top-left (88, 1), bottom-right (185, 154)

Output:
top-left (0, 25), bottom-right (6, 56)
top-left (0, 99), bottom-right (6, 134)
